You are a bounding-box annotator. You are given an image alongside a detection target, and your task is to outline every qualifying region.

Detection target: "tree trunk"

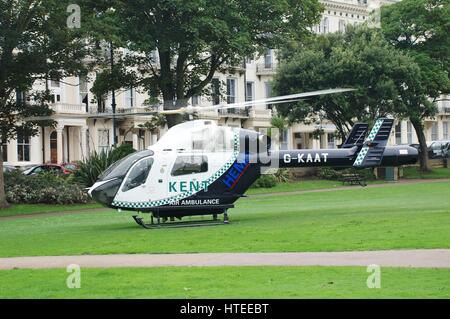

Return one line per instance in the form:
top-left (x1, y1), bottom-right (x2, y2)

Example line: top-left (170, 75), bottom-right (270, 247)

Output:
top-left (0, 150), bottom-right (10, 209)
top-left (411, 119), bottom-right (430, 172)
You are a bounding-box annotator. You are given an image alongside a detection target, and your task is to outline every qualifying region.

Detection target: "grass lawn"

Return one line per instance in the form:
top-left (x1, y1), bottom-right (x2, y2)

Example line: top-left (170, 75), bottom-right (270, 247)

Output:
top-left (0, 203), bottom-right (103, 218)
top-left (0, 266), bottom-right (448, 299)
top-left (0, 181), bottom-right (449, 257)
top-left (402, 167), bottom-right (450, 179)
top-left (246, 179), bottom-right (346, 195)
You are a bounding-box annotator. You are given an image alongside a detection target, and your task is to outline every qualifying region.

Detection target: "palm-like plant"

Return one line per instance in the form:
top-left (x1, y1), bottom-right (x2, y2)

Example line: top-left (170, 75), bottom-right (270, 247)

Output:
top-left (74, 144), bottom-right (136, 187)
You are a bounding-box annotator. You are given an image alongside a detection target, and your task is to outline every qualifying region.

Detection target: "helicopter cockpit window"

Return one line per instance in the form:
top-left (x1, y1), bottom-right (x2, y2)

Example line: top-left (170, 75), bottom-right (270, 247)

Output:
top-left (98, 149), bottom-right (154, 182)
top-left (171, 156), bottom-right (208, 176)
top-left (122, 157), bottom-right (154, 192)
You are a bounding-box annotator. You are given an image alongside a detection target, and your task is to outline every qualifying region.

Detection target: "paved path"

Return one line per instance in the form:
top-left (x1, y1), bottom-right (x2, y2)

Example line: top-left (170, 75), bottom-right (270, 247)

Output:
top-left (1, 249), bottom-right (449, 270)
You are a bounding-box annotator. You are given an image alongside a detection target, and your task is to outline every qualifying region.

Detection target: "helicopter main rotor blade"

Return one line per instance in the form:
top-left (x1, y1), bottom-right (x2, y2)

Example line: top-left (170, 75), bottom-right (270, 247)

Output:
top-left (193, 88), bottom-right (355, 113)
top-left (22, 88), bottom-right (355, 121)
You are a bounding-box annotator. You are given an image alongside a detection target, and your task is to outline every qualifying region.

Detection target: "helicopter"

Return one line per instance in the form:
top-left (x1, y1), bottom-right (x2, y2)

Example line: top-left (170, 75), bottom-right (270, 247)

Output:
top-left (83, 89), bottom-right (419, 229)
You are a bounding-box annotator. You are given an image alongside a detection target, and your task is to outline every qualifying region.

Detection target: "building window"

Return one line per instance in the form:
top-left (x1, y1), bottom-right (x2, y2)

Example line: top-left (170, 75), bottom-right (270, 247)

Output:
top-left (395, 123), bottom-right (402, 145)
top-left (328, 133), bottom-right (336, 149)
top-left (226, 78), bottom-right (236, 104)
top-left (431, 122), bottom-right (438, 141)
top-left (339, 19), bottom-right (346, 33)
top-left (50, 80), bottom-right (60, 88)
top-left (125, 88), bottom-right (135, 108)
top-left (407, 121), bottom-right (413, 144)
top-left (320, 17), bottom-right (329, 34)
top-left (16, 90), bottom-right (26, 105)
top-left (79, 76), bottom-right (89, 108)
top-left (98, 129), bottom-right (110, 153)
top-left (265, 82), bottom-right (273, 109)
top-left (264, 49), bottom-right (273, 69)
top-left (192, 95), bottom-right (199, 106)
top-left (17, 131), bottom-right (31, 162)
top-left (246, 82), bottom-right (254, 102)
top-left (2, 139), bottom-right (7, 162)
top-left (211, 78), bottom-right (220, 105)
top-left (443, 122), bottom-right (449, 139)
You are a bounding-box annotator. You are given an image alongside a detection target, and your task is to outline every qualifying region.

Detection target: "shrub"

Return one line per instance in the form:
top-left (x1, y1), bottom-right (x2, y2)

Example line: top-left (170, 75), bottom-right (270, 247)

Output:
top-left (273, 168), bottom-right (291, 183)
top-left (251, 174), bottom-right (277, 189)
top-left (74, 143), bottom-right (136, 187)
top-left (4, 171), bottom-right (89, 205)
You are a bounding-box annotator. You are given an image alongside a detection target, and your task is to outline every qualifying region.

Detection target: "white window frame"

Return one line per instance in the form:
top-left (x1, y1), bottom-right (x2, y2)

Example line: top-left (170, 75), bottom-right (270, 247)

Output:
top-left (192, 94), bottom-right (200, 106)
top-left (125, 87), bottom-right (135, 108)
top-left (246, 81), bottom-right (254, 102)
top-left (17, 131), bottom-right (31, 162)
top-left (211, 78), bottom-right (221, 105)
top-left (264, 49), bottom-right (273, 69)
top-left (98, 129), bottom-right (110, 153)
top-left (79, 75), bottom-right (89, 106)
top-left (443, 122), bottom-right (449, 140)
top-left (395, 123), bottom-right (402, 145)
top-left (327, 133), bottom-right (336, 149)
top-left (407, 121), bottom-right (413, 144)
top-left (226, 78), bottom-right (237, 104)
top-left (431, 122), bottom-right (438, 141)
top-left (339, 19), bottom-right (346, 33)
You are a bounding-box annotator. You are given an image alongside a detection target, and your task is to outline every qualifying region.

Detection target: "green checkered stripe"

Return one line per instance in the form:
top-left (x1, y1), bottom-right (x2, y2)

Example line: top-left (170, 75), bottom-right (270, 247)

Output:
top-left (353, 146), bottom-right (369, 167)
top-left (366, 118), bottom-right (384, 142)
top-left (112, 132), bottom-right (241, 209)
top-left (353, 119), bottom-right (384, 167)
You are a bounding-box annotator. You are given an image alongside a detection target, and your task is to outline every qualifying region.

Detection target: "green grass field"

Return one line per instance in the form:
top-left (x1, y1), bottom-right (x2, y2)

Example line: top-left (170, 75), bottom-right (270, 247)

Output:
top-left (402, 167), bottom-right (450, 179)
top-left (0, 266), bottom-right (448, 299)
top-left (246, 179), bottom-right (345, 195)
top-left (0, 203), bottom-right (102, 218)
top-left (0, 181), bottom-right (449, 257)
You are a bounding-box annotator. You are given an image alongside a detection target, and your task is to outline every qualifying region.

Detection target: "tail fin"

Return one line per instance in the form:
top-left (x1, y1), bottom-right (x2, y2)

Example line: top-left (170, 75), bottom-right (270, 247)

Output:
top-left (342, 123), bottom-right (369, 148)
top-left (353, 118), bottom-right (394, 168)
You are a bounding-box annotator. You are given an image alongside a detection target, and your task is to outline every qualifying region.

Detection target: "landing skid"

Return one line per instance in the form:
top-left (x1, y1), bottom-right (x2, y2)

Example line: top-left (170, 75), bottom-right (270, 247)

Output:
top-left (133, 211), bottom-right (230, 229)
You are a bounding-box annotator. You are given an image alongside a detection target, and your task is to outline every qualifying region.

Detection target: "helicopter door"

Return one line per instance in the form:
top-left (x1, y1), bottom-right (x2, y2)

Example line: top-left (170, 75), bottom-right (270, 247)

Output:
top-left (115, 157), bottom-right (154, 203)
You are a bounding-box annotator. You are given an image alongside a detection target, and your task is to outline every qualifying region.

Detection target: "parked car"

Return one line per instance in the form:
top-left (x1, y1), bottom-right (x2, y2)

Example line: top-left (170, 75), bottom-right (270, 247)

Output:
top-left (427, 140), bottom-right (450, 159)
top-left (22, 164), bottom-right (72, 176)
top-left (3, 165), bottom-right (17, 173)
top-left (61, 162), bottom-right (79, 173)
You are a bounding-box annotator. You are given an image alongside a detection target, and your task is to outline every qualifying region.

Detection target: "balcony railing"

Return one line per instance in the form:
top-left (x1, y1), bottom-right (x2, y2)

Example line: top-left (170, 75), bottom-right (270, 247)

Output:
top-left (256, 62), bottom-right (278, 75)
top-left (218, 107), bottom-right (249, 118)
top-left (51, 103), bottom-right (86, 115)
top-left (438, 106), bottom-right (450, 114)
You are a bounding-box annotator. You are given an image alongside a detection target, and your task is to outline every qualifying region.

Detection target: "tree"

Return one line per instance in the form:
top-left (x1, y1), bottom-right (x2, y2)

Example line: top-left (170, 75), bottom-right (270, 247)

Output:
top-left (0, 0), bottom-right (91, 208)
top-left (96, 0), bottom-right (323, 127)
top-left (381, 0), bottom-right (450, 171)
top-left (273, 25), bottom-right (428, 147)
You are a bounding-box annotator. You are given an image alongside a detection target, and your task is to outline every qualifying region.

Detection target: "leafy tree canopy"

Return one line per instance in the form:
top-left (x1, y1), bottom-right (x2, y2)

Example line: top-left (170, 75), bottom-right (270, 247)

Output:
top-left (381, 0), bottom-right (450, 99)
top-left (274, 25), bottom-right (427, 139)
top-left (0, 0), bottom-right (95, 207)
top-left (92, 0), bottom-right (324, 126)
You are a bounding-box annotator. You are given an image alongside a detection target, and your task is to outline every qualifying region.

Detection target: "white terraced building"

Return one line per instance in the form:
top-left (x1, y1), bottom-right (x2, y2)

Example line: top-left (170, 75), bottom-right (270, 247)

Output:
top-left (3, 0), bottom-right (449, 167)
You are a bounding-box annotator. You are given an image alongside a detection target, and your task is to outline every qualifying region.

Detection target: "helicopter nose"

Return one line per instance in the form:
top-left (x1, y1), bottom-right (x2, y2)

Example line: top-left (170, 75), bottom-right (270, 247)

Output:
top-left (89, 178), bottom-right (123, 206)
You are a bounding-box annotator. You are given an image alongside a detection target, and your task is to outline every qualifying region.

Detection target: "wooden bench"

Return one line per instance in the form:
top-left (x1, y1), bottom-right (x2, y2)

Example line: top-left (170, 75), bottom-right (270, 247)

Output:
top-left (341, 173), bottom-right (367, 187)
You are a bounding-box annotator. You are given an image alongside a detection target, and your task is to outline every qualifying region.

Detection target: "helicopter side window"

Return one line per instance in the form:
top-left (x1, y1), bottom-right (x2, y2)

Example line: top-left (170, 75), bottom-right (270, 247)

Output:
top-left (171, 156), bottom-right (208, 176)
top-left (122, 158), bottom-right (154, 192)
